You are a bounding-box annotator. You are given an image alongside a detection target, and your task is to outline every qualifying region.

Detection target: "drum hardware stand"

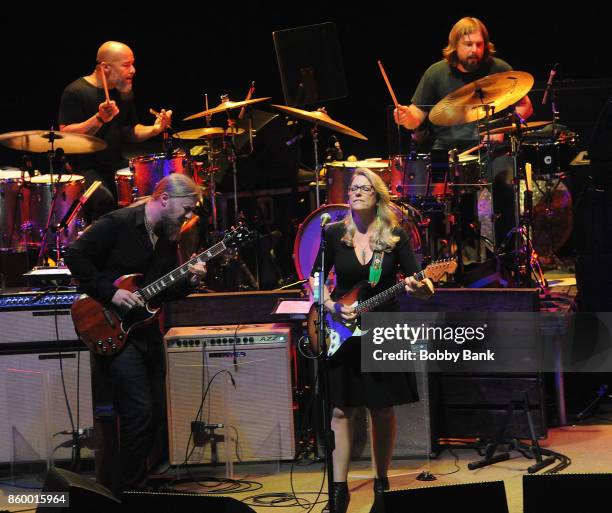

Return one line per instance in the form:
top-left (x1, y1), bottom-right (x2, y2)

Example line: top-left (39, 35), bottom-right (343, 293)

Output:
top-left (36, 129), bottom-right (65, 267)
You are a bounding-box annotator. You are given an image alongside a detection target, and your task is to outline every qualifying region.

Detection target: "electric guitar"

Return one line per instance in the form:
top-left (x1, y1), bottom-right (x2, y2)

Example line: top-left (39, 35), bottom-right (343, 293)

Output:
top-left (307, 259), bottom-right (457, 357)
top-left (71, 225), bottom-right (252, 356)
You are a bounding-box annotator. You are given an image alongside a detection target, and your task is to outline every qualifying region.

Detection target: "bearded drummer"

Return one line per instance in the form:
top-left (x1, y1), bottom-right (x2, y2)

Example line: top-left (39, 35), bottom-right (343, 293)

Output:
top-left (58, 41), bottom-right (172, 221)
top-left (393, 17), bottom-right (533, 246)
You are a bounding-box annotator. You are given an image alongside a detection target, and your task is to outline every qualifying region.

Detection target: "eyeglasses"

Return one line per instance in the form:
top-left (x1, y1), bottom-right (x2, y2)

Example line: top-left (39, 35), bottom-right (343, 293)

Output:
top-left (349, 184), bottom-right (375, 194)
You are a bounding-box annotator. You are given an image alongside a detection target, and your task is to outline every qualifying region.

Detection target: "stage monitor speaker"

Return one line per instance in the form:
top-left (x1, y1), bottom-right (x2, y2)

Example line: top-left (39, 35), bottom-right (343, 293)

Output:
top-left (383, 480), bottom-right (509, 513)
top-left (165, 324), bottom-right (295, 465)
top-left (523, 473), bottom-right (612, 513)
top-left (36, 467), bottom-right (119, 512)
top-left (121, 490), bottom-right (256, 512)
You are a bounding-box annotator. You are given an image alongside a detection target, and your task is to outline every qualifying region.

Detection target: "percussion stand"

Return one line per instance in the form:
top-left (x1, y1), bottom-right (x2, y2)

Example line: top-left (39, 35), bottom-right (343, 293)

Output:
top-left (501, 122), bottom-right (548, 289)
top-left (312, 123), bottom-right (322, 209)
top-left (36, 131), bottom-right (63, 267)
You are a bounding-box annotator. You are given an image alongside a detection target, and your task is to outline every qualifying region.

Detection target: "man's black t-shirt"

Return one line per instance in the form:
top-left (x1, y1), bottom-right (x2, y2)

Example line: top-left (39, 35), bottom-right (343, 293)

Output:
top-left (411, 57), bottom-right (512, 151)
top-left (58, 77), bottom-right (138, 178)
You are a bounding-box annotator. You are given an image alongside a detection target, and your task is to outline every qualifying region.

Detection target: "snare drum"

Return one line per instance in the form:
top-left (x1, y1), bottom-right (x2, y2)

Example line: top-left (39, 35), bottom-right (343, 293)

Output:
top-left (0, 168), bottom-right (30, 250)
top-left (28, 174), bottom-right (85, 247)
top-left (128, 149), bottom-right (190, 198)
top-left (325, 160), bottom-right (390, 203)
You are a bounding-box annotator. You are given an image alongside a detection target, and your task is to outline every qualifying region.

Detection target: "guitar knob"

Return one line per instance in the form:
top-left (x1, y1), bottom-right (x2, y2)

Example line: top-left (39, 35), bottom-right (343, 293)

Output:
top-left (97, 340), bottom-right (103, 346)
top-left (111, 344), bottom-right (117, 351)
top-left (118, 334), bottom-right (124, 340)
top-left (107, 337), bottom-right (113, 343)
top-left (101, 345), bottom-right (107, 353)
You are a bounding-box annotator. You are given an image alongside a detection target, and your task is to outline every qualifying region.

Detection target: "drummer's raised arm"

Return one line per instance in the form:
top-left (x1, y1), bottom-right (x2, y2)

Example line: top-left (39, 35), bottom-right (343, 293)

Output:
top-left (393, 104), bottom-right (427, 130)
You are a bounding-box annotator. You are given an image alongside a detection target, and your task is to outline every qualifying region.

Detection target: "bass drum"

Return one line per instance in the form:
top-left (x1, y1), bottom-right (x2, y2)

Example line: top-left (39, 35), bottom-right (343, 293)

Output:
top-left (293, 203), bottom-right (421, 281)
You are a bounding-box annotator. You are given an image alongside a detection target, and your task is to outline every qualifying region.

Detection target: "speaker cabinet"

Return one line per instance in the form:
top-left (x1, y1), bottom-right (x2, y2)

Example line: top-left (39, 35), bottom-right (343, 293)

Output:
top-left (0, 348), bottom-right (93, 464)
top-left (165, 324), bottom-right (295, 465)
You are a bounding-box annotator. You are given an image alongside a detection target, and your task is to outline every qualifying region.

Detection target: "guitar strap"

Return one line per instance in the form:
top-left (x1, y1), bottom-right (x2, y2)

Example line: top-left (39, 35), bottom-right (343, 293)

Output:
top-left (369, 250), bottom-right (384, 286)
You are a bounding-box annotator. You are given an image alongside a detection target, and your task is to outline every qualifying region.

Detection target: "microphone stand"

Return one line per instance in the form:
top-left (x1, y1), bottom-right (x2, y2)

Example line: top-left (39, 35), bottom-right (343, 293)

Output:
top-left (316, 222), bottom-right (336, 512)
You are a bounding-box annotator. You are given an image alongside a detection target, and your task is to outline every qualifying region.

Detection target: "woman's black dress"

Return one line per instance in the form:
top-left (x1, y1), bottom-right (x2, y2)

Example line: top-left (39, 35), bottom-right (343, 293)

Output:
top-left (311, 221), bottom-right (420, 408)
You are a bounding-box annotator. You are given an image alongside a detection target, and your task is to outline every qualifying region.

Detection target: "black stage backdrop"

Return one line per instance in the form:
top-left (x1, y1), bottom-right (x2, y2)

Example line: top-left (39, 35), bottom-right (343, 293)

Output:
top-left (1, 5), bottom-right (611, 167)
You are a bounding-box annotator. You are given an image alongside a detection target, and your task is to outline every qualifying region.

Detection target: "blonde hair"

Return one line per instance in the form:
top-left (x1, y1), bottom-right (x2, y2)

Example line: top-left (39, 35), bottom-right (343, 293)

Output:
top-left (442, 17), bottom-right (496, 66)
top-left (341, 168), bottom-right (400, 252)
top-left (151, 173), bottom-right (201, 200)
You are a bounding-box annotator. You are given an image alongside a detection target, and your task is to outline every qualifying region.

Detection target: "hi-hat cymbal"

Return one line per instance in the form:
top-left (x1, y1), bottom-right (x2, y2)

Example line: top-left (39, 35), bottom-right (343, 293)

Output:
top-left (173, 126), bottom-right (245, 140)
top-left (0, 130), bottom-right (107, 153)
top-left (183, 97), bottom-right (271, 121)
top-left (270, 105), bottom-right (368, 140)
top-left (479, 120), bottom-right (552, 136)
top-left (429, 71), bottom-right (534, 126)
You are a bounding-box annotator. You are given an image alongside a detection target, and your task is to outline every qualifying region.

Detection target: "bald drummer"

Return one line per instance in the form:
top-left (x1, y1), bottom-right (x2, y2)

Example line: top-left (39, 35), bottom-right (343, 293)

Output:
top-left (58, 41), bottom-right (173, 220)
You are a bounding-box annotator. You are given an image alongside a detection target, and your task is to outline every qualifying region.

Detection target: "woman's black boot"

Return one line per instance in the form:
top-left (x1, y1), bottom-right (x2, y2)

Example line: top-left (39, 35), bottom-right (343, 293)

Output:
top-left (323, 481), bottom-right (350, 513)
top-left (369, 476), bottom-right (389, 513)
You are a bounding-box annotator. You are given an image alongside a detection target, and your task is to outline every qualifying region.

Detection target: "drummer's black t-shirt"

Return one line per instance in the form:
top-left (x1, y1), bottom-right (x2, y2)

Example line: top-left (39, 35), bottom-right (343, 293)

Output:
top-left (411, 57), bottom-right (512, 151)
top-left (58, 77), bottom-right (139, 179)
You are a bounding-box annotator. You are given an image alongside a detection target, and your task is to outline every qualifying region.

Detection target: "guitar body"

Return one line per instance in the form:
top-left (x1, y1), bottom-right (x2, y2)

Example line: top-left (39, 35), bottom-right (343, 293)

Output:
top-left (71, 273), bottom-right (159, 356)
top-left (307, 281), bottom-right (368, 357)
top-left (306, 259), bottom-right (457, 357)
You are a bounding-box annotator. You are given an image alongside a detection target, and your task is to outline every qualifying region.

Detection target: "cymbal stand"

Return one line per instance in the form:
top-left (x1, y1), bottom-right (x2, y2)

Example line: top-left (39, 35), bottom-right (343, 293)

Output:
top-left (36, 129), bottom-right (63, 267)
top-left (312, 122), bottom-right (322, 209)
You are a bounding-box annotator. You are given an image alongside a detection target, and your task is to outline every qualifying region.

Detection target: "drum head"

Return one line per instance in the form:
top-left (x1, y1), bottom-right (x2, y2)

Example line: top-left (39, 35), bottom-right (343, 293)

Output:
top-left (293, 204), bottom-right (348, 280)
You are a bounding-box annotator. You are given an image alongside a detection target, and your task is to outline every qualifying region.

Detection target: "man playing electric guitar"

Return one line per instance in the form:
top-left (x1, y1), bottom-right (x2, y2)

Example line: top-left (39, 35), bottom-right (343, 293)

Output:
top-left (65, 174), bottom-right (207, 492)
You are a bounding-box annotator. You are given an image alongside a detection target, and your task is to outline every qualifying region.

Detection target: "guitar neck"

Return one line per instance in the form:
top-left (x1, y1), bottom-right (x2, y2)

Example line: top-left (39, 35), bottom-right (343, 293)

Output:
top-left (355, 268), bottom-right (426, 315)
top-left (138, 240), bottom-right (228, 302)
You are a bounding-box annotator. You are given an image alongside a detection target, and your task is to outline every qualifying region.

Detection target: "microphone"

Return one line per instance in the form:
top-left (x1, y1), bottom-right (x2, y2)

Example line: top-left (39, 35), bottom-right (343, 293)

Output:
top-left (542, 63), bottom-right (559, 105)
top-left (320, 213), bottom-right (332, 227)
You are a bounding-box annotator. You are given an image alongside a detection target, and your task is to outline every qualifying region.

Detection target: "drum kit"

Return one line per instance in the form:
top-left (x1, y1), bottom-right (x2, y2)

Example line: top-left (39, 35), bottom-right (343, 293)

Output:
top-left (0, 130), bottom-right (107, 268)
top-left (0, 70), bottom-right (577, 288)
top-left (291, 70), bottom-right (578, 287)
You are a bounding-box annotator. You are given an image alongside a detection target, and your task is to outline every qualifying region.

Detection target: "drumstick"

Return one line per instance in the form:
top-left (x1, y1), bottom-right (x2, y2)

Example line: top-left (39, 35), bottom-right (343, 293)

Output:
top-left (525, 162), bottom-right (533, 192)
top-left (459, 144), bottom-right (485, 157)
top-left (99, 65), bottom-right (111, 103)
top-left (239, 81), bottom-right (255, 121)
top-left (377, 60), bottom-right (399, 108)
top-left (149, 108), bottom-right (173, 130)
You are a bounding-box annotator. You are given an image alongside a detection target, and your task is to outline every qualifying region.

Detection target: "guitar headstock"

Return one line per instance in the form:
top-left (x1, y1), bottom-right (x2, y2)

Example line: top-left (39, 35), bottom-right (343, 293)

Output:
top-left (424, 259), bottom-right (458, 282)
top-left (223, 223), bottom-right (254, 249)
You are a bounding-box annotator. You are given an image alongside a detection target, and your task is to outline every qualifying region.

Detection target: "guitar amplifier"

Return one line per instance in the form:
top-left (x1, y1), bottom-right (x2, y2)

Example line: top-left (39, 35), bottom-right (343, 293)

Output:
top-left (0, 289), bottom-right (81, 348)
top-left (165, 323), bottom-right (295, 465)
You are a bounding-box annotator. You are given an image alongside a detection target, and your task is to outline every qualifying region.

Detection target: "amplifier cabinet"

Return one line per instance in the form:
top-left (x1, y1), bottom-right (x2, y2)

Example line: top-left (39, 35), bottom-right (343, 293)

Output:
top-left (165, 323), bottom-right (295, 465)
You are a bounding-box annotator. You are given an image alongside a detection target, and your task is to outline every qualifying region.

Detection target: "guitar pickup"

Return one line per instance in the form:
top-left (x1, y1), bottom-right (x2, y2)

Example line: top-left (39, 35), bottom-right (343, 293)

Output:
top-left (102, 309), bottom-right (116, 329)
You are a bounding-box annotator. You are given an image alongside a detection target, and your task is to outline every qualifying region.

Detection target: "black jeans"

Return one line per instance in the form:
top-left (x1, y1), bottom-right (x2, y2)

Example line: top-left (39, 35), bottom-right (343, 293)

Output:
top-left (95, 329), bottom-right (166, 490)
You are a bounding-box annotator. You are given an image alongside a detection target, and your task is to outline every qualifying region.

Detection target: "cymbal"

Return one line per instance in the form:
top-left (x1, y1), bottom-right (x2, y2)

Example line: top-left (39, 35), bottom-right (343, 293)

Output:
top-left (429, 71), bottom-right (534, 126)
top-left (0, 130), bottom-right (107, 154)
top-left (173, 127), bottom-right (245, 140)
top-left (479, 120), bottom-right (552, 136)
top-left (183, 97), bottom-right (271, 121)
top-left (270, 105), bottom-right (368, 140)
